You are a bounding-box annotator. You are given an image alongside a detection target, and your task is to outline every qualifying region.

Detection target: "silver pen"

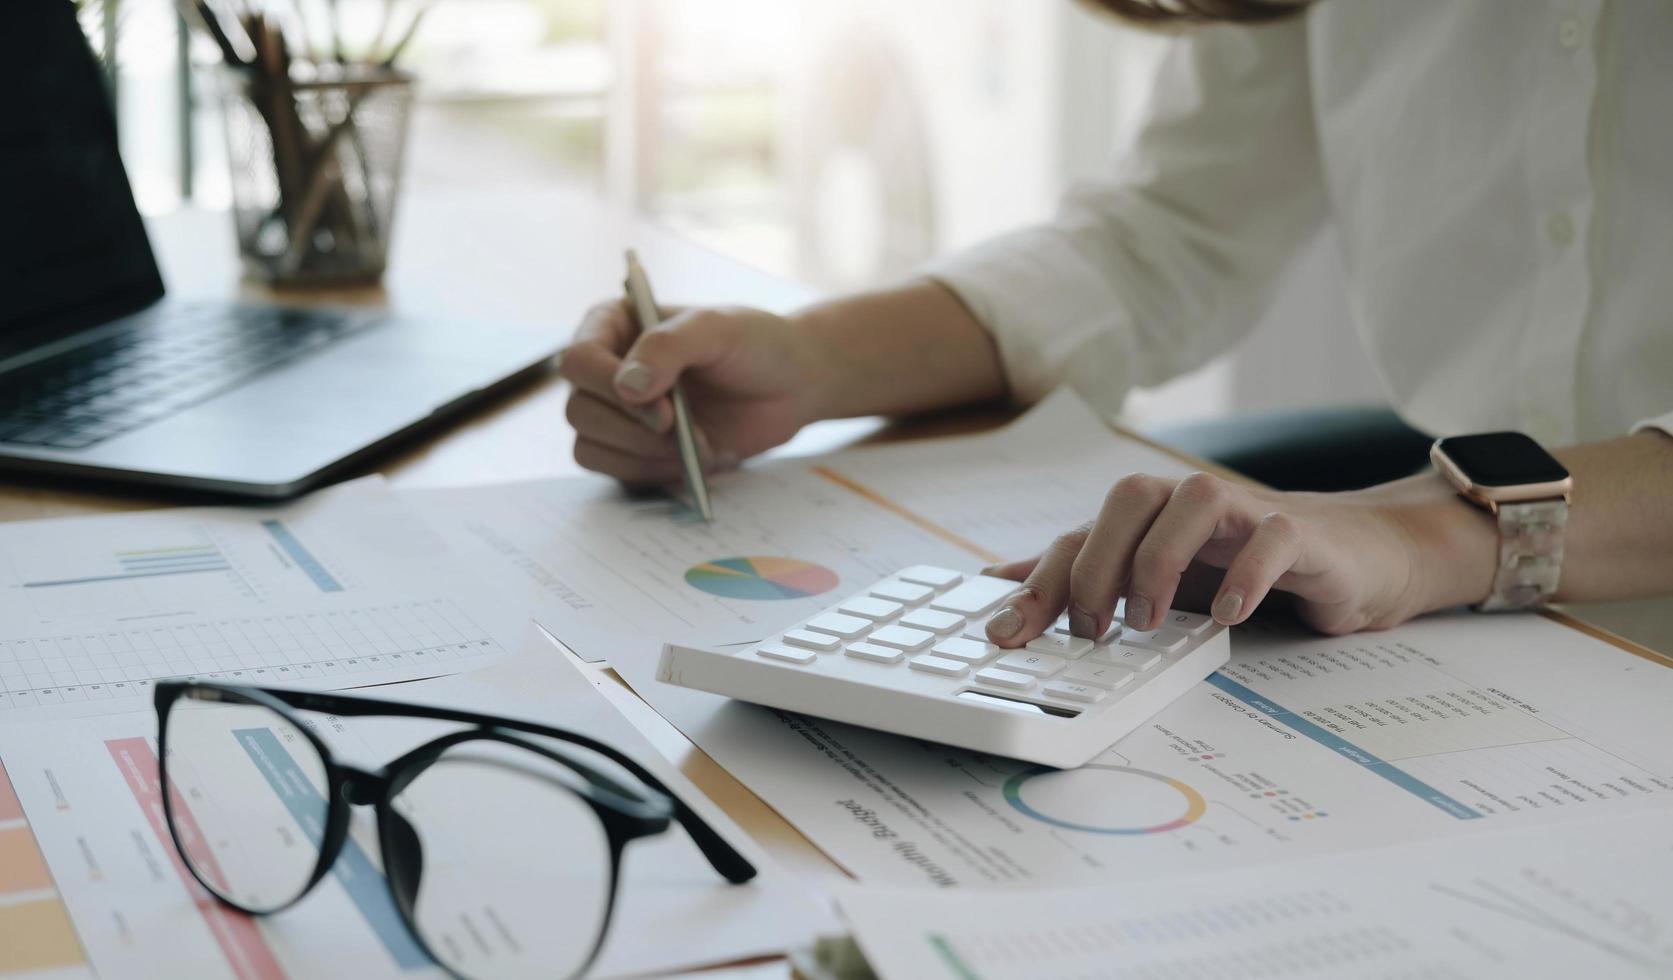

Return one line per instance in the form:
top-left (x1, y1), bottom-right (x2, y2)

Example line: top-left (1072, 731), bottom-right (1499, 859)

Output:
top-left (623, 250), bottom-right (714, 522)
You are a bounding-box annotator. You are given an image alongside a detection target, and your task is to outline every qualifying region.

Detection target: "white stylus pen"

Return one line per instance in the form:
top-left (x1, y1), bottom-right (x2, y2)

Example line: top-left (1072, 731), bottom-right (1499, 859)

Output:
top-left (623, 250), bottom-right (713, 522)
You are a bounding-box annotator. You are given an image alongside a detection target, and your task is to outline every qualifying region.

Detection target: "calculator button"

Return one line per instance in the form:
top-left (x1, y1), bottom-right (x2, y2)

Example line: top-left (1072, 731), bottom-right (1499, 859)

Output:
top-left (1161, 610), bottom-right (1212, 635)
top-left (782, 629), bottom-right (841, 652)
top-left (929, 576), bottom-right (1016, 616)
top-left (909, 654), bottom-right (969, 677)
top-left (838, 596), bottom-right (903, 621)
top-left (1024, 633), bottom-right (1092, 659)
top-left (804, 612), bottom-right (871, 639)
top-left (1119, 628), bottom-right (1188, 654)
top-left (897, 565), bottom-right (964, 588)
top-left (757, 644), bottom-right (817, 665)
top-left (1043, 680), bottom-right (1107, 704)
top-left (846, 642), bottom-right (905, 664)
top-left (1091, 646), bottom-right (1162, 671)
top-left (995, 651), bottom-right (1067, 678)
top-left (869, 625), bottom-right (936, 651)
top-left (1052, 616), bottom-right (1122, 644)
top-left (975, 667), bottom-right (1035, 690)
top-left (931, 637), bottom-right (999, 664)
top-left (1064, 662), bottom-right (1134, 690)
top-left (900, 609), bottom-right (965, 634)
top-left (871, 580), bottom-right (934, 605)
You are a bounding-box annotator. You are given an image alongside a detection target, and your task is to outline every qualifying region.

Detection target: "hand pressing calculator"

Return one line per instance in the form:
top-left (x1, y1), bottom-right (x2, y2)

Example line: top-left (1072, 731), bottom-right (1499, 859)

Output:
top-left (657, 565), bottom-right (1229, 769)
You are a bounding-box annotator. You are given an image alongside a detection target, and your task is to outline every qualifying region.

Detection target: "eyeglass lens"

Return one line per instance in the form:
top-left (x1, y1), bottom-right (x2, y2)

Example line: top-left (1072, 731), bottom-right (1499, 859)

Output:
top-left (388, 739), bottom-right (615, 980)
top-left (161, 692), bottom-right (331, 913)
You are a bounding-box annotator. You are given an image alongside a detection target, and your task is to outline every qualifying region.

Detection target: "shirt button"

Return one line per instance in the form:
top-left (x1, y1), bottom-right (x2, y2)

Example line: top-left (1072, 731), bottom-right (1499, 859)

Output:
top-left (1557, 19), bottom-right (1582, 49)
top-left (1547, 212), bottom-right (1575, 247)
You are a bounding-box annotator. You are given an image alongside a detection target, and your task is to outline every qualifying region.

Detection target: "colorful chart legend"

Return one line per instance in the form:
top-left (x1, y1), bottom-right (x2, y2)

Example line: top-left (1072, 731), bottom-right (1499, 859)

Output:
top-left (684, 557), bottom-right (839, 601)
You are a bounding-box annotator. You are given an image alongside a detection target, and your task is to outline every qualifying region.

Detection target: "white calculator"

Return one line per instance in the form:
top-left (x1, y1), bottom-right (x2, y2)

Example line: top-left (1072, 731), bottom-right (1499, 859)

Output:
top-left (656, 565), bottom-right (1230, 769)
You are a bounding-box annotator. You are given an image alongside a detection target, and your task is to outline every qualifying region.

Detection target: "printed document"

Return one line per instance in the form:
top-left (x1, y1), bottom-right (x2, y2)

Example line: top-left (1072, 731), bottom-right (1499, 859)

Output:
top-left (839, 809), bottom-right (1673, 979)
top-left (0, 638), bottom-right (834, 980)
top-left (614, 612), bottom-right (1673, 888)
top-left (0, 481), bottom-right (528, 720)
top-left (410, 390), bottom-right (1192, 661)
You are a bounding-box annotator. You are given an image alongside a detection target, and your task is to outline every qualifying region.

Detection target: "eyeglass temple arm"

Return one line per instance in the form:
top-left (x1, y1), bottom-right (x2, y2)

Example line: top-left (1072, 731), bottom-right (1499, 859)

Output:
top-left (274, 689), bottom-right (759, 884)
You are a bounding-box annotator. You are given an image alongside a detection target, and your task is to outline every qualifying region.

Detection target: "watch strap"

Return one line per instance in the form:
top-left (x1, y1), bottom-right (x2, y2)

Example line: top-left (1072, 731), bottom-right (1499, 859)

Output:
top-left (1476, 499), bottom-right (1568, 611)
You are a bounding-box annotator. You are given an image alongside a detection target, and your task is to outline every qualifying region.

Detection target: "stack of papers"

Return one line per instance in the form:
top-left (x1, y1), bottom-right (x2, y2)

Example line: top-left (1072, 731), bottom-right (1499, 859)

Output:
top-left (3, 390), bottom-right (1672, 980)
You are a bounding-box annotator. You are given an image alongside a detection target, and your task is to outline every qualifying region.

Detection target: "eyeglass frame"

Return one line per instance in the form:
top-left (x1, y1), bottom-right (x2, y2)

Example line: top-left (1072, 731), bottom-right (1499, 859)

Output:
top-left (152, 679), bottom-right (758, 980)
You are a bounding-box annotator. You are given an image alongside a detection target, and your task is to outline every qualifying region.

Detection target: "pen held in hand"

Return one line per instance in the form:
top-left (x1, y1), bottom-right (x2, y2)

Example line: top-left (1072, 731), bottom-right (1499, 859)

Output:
top-left (623, 250), bottom-right (715, 522)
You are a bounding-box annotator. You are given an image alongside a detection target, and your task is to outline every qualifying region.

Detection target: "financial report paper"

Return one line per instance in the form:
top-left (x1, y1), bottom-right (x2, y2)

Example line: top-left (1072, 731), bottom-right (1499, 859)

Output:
top-left (615, 611), bottom-right (1673, 889)
top-left (838, 809), bottom-right (1673, 979)
top-left (409, 389), bottom-right (1193, 662)
top-left (0, 481), bottom-right (528, 720)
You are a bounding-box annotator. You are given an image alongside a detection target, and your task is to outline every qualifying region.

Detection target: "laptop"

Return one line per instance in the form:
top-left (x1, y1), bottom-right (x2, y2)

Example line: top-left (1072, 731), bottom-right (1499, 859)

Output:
top-left (0, 2), bottom-right (561, 498)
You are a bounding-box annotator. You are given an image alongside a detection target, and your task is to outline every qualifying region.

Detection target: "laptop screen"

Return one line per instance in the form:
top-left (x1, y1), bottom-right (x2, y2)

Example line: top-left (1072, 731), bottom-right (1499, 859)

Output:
top-left (0, 0), bottom-right (164, 340)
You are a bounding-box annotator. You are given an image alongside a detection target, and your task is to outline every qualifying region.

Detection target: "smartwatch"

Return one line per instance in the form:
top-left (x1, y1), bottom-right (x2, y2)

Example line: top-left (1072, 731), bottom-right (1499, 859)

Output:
top-left (1430, 432), bottom-right (1572, 611)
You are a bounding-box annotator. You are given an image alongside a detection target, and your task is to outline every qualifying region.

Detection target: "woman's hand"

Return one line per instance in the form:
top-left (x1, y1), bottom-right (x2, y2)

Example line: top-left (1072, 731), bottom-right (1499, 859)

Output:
top-left (557, 301), bottom-right (829, 484)
top-left (983, 470), bottom-right (1499, 646)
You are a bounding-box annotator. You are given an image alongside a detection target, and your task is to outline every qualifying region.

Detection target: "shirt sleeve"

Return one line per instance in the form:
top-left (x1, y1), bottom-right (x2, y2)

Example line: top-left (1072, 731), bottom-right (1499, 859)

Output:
top-left (924, 20), bottom-right (1328, 414)
top-left (1630, 412), bottom-right (1673, 439)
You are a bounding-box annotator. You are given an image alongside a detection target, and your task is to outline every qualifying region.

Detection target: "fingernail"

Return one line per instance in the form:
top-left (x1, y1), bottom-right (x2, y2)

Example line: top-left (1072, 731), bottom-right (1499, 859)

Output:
top-left (1213, 591), bottom-right (1244, 624)
top-left (1068, 607), bottom-right (1097, 638)
top-left (615, 361), bottom-right (651, 396)
top-left (634, 406), bottom-right (666, 432)
top-left (987, 606), bottom-right (1022, 641)
top-left (1126, 595), bottom-right (1152, 630)
top-left (980, 563), bottom-right (1001, 576)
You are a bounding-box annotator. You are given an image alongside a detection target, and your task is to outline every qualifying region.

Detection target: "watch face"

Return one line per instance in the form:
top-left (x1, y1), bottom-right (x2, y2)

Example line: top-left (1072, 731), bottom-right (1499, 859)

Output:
top-left (1435, 432), bottom-right (1569, 487)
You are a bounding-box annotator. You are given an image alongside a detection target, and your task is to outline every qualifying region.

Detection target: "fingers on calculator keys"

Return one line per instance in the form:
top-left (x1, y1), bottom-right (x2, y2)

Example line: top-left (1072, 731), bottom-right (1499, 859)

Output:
top-left (1064, 662), bottom-right (1134, 690)
top-left (783, 629), bottom-right (842, 652)
top-left (1090, 645), bottom-right (1162, 671)
top-left (1044, 680), bottom-right (1107, 704)
top-left (805, 612), bottom-right (870, 639)
top-left (869, 624), bottom-right (936, 651)
top-left (909, 654), bottom-right (969, 676)
top-left (995, 651), bottom-right (1068, 677)
top-left (871, 580), bottom-right (935, 605)
top-left (897, 565), bottom-right (963, 588)
top-left (975, 666), bottom-right (1034, 690)
top-left (929, 576), bottom-right (1016, 616)
top-left (1024, 633), bottom-right (1092, 659)
top-left (757, 643), bottom-right (817, 664)
top-left (838, 596), bottom-right (903, 621)
top-left (931, 637), bottom-right (998, 664)
top-left (847, 642), bottom-right (905, 664)
top-left (899, 609), bottom-right (965, 634)
top-left (1118, 628), bottom-right (1189, 654)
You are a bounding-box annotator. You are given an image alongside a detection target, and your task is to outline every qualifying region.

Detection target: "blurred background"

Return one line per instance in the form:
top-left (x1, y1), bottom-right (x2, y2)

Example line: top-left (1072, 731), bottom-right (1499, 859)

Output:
top-left (84, 0), bottom-right (1381, 429)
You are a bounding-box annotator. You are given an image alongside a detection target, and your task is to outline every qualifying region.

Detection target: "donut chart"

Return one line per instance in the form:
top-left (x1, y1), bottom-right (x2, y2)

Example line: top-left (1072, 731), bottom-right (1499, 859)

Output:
top-left (684, 557), bottom-right (840, 601)
top-left (1002, 764), bottom-right (1207, 835)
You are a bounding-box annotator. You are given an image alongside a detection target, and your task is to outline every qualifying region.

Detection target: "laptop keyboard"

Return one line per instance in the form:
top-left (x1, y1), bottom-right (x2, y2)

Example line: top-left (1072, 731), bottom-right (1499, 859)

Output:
top-left (0, 305), bottom-right (378, 451)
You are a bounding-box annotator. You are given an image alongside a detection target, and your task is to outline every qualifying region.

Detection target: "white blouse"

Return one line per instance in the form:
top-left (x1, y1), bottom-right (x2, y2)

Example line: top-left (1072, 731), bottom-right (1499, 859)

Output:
top-left (928, 0), bottom-right (1672, 446)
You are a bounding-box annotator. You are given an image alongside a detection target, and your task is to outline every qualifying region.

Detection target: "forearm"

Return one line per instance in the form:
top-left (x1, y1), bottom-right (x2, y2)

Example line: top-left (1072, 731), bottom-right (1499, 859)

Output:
top-left (1378, 430), bottom-right (1673, 611)
top-left (793, 278), bottom-right (1008, 421)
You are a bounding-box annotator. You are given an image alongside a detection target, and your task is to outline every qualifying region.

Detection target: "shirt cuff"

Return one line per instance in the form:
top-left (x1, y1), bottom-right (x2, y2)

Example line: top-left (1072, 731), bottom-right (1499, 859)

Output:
top-left (1630, 412), bottom-right (1673, 440)
top-left (922, 226), bottom-right (1141, 418)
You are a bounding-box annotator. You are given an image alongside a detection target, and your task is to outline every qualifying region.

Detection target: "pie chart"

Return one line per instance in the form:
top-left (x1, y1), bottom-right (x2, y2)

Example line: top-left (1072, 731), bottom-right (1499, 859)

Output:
top-left (684, 556), bottom-right (840, 601)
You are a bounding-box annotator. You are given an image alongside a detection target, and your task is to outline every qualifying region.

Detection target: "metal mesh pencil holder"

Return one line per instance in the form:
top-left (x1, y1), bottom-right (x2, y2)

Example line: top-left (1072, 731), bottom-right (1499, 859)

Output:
top-left (219, 67), bottom-right (413, 286)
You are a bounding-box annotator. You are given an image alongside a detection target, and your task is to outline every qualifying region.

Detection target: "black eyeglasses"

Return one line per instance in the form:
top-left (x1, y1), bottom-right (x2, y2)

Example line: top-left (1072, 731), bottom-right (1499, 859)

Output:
top-left (152, 681), bottom-right (755, 980)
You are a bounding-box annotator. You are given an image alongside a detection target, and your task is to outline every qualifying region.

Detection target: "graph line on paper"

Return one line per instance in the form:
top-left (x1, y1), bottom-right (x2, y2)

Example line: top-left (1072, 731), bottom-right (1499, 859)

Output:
top-left (0, 599), bottom-right (503, 711)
